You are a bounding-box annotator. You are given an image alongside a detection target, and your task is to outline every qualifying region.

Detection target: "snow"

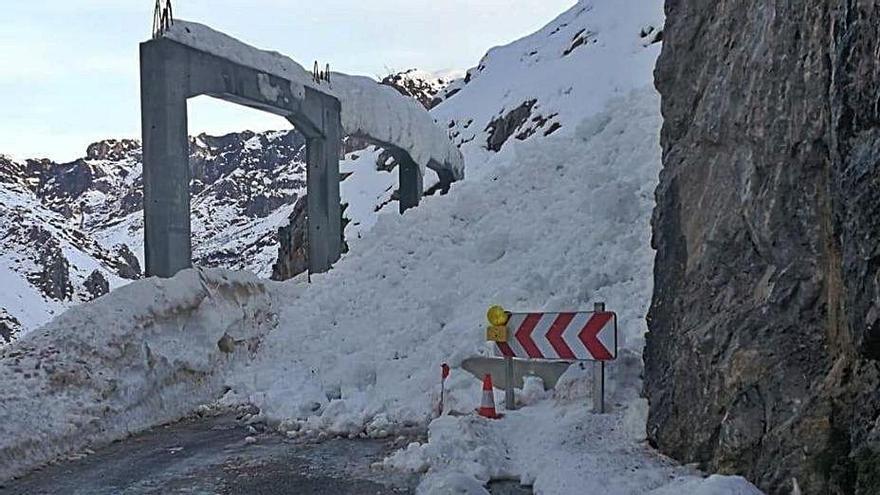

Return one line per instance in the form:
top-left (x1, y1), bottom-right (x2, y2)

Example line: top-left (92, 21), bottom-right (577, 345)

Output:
top-left (386, 403), bottom-right (761, 495)
top-left (217, 88), bottom-right (759, 494)
top-left (0, 268), bottom-right (275, 480)
top-left (432, 0), bottom-right (664, 180)
top-left (0, 89), bottom-right (760, 493)
top-left (341, 146), bottom-right (397, 237)
top-left (162, 20), bottom-right (464, 180)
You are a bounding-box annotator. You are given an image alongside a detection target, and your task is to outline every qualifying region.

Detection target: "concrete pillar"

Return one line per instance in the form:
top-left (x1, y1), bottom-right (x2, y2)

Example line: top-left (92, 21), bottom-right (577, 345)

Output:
top-left (398, 154), bottom-right (423, 214)
top-left (305, 106), bottom-right (343, 274)
top-left (140, 42), bottom-right (192, 278)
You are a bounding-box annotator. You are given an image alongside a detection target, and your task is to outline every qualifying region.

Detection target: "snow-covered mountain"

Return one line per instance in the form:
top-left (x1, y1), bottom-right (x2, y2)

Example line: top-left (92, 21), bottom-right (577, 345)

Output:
top-left (0, 131), bottom-right (404, 342)
top-left (380, 68), bottom-right (464, 110)
top-left (0, 66), bottom-right (466, 344)
top-left (431, 2), bottom-right (663, 178)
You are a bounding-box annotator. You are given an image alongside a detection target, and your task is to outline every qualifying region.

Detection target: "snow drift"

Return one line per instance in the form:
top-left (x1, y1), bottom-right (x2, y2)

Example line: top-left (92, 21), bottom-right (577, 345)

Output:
top-left (0, 268), bottom-right (275, 480)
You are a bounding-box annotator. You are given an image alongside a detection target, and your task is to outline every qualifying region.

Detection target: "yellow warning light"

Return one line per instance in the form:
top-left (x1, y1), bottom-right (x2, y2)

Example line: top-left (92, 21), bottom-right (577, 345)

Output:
top-left (487, 305), bottom-right (509, 326)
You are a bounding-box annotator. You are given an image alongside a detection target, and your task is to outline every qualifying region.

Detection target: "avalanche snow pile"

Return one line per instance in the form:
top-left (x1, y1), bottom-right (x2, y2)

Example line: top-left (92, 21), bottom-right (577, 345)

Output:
top-left (228, 89), bottom-right (758, 494)
top-left (0, 269), bottom-right (274, 480)
top-left (162, 20), bottom-right (464, 180)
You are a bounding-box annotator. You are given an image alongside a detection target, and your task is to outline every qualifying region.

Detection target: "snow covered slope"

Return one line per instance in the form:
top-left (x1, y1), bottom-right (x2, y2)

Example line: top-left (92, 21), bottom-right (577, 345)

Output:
top-left (432, 0), bottom-right (664, 178)
top-left (0, 166), bottom-right (135, 342)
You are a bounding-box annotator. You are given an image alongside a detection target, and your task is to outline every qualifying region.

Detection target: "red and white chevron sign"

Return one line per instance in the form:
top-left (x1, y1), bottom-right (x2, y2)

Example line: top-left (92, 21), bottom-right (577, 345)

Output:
top-left (496, 311), bottom-right (617, 361)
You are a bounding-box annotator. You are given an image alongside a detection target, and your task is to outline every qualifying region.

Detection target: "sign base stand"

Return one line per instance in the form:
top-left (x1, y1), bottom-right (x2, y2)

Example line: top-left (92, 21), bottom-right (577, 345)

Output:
top-left (592, 361), bottom-right (605, 414)
top-left (504, 356), bottom-right (516, 410)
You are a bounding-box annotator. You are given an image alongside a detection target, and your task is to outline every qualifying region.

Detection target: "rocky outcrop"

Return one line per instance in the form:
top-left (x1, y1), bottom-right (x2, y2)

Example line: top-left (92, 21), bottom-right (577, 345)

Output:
top-left (30, 243), bottom-right (72, 302)
top-left (0, 310), bottom-right (21, 345)
top-left (483, 100), bottom-right (562, 152)
top-left (114, 244), bottom-right (142, 280)
top-left (645, 2), bottom-right (880, 494)
top-left (84, 270), bottom-right (109, 300)
top-left (272, 195), bottom-right (309, 281)
top-left (485, 100), bottom-right (537, 152)
top-left (380, 69), bottom-right (454, 110)
top-left (85, 139), bottom-right (141, 162)
top-left (271, 196), bottom-right (350, 282)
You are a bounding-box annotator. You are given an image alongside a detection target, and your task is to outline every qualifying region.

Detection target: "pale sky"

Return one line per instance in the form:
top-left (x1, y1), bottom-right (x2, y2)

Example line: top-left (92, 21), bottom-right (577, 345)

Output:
top-left (0, 0), bottom-right (575, 162)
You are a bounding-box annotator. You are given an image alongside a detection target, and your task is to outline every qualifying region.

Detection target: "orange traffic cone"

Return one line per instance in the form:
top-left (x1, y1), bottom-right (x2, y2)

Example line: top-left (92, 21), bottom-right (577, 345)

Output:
top-left (478, 374), bottom-right (502, 419)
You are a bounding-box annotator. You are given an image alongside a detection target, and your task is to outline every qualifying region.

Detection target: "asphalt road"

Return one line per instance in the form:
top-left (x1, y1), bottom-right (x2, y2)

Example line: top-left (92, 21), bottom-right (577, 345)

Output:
top-left (0, 414), bottom-right (419, 495)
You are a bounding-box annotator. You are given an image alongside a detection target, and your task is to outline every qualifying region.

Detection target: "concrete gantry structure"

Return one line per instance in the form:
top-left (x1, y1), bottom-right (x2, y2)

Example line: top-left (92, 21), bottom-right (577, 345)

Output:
top-left (140, 26), bottom-right (461, 279)
top-left (140, 37), bottom-right (343, 277)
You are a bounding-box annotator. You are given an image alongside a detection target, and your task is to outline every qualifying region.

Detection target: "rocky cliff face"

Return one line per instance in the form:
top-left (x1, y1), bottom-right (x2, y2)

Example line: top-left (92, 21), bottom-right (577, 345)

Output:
top-left (645, 2), bottom-right (880, 494)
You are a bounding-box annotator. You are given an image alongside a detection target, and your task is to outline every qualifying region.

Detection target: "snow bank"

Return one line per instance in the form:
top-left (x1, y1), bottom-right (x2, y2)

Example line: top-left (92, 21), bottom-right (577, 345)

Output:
top-left (162, 21), bottom-right (464, 180)
top-left (387, 402), bottom-right (762, 495)
top-left (0, 268), bottom-right (275, 480)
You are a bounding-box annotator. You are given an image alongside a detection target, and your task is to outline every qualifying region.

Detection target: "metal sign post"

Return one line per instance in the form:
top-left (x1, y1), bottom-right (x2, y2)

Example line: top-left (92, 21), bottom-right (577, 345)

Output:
top-left (592, 303), bottom-right (606, 413)
top-left (504, 356), bottom-right (516, 410)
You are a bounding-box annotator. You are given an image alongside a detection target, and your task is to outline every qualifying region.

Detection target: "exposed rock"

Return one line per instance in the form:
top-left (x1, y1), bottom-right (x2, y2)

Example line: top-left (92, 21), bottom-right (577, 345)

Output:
top-left (83, 270), bottom-right (109, 301)
top-left (271, 195), bottom-right (350, 282)
top-left (0, 309), bottom-right (21, 345)
top-left (380, 69), bottom-right (454, 110)
top-left (114, 244), bottom-right (142, 280)
top-left (562, 28), bottom-right (596, 56)
top-left (639, 25), bottom-right (663, 46)
top-left (646, 2), bottom-right (880, 494)
top-left (30, 243), bottom-right (73, 301)
top-left (485, 100), bottom-right (537, 152)
top-left (272, 196), bottom-right (309, 281)
top-left (85, 139), bottom-right (141, 162)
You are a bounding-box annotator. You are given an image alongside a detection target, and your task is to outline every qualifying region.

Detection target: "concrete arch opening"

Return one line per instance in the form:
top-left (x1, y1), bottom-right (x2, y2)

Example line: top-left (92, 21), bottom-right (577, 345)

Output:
top-left (140, 24), bottom-right (461, 279)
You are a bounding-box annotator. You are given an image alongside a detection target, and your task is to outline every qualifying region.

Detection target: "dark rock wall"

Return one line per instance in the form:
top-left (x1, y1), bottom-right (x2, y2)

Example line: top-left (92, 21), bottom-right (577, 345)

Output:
top-left (272, 195), bottom-right (309, 281)
top-left (646, 1), bottom-right (880, 494)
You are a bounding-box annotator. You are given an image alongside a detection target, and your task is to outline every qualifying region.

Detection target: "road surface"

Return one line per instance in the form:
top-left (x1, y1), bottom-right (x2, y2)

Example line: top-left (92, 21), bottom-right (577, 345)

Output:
top-left (0, 413), bottom-right (418, 495)
top-left (0, 413), bottom-right (530, 495)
